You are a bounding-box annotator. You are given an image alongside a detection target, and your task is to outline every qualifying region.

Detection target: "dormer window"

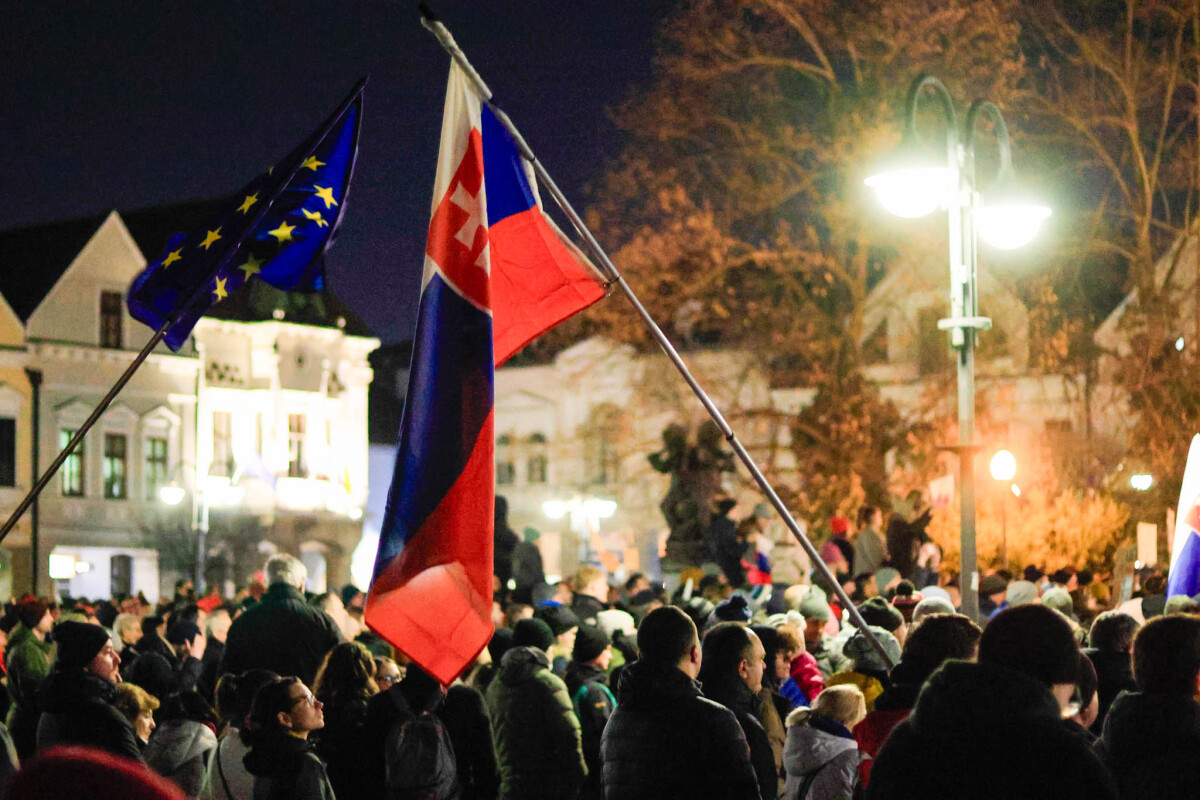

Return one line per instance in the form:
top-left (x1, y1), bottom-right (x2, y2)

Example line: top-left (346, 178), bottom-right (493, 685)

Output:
top-left (100, 291), bottom-right (122, 349)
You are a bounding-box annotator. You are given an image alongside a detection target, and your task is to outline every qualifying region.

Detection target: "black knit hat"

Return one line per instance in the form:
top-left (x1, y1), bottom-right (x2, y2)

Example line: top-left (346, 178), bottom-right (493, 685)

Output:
top-left (535, 604), bottom-right (580, 637)
top-left (858, 597), bottom-right (904, 633)
top-left (54, 621), bottom-right (110, 670)
top-left (166, 621), bottom-right (202, 646)
top-left (711, 595), bottom-right (752, 624)
top-left (979, 604), bottom-right (1080, 687)
top-left (572, 624), bottom-right (611, 663)
top-left (513, 618), bottom-right (556, 652)
top-left (488, 628), bottom-right (515, 663)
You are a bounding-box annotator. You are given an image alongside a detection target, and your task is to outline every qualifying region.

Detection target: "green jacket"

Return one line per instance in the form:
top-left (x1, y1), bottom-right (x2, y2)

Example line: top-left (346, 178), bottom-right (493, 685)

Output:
top-left (6, 624), bottom-right (54, 758)
top-left (486, 646), bottom-right (586, 800)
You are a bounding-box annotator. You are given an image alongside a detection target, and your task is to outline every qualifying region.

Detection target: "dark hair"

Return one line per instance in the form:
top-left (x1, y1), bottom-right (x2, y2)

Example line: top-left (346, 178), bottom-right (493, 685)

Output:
top-left (980, 605), bottom-right (1079, 687)
top-left (158, 690), bottom-right (217, 728)
top-left (637, 606), bottom-right (698, 665)
top-left (215, 669), bottom-right (279, 733)
top-left (1133, 614), bottom-right (1200, 694)
top-left (900, 614), bottom-right (981, 682)
top-left (624, 573), bottom-right (647, 592)
top-left (1089, 612), bottom-right (1139, 653)
top-left (856, 505), bottom-right (879, 529)
top-left (313, 641), bottom-right (378, 710)
top-left (140, 615), bottom-right (163, 638)
top-left (698, 622), bottom-right (756, 687)
top-left (168, 603), bottom-right (201, 627)
top-left (243, 677), bottom-right (304, 746)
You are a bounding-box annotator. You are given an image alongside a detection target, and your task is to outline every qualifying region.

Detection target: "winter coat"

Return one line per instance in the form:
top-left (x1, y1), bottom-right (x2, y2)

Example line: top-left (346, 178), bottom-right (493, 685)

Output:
top-left (769, 539), bottom-right (811, 586)
top-left (756, 688), bottom-right (789, 797)
top-left (789, 652), bottom-right (825, 704)
top-left (313, 695), bottom-right (373, 800)
top-left (128, 652), bottom-right (204, 703)
top-left (220, 583), bottom-right (342, 688)
top-left (824, 671), bottom-right (884, 712)
top-left (1083, 648), bottom-right (1137, 735)
top-left (853, 674), bottom-right (921, 789)
top-left (600, 659), bottom-right (760, 800)
top-left (1095, 690), bottom-right (1200, 800)
top-left (512, 541), bottom-right (545, 592)
top-left (808, 637), bottom-right (848, 682)
top-left (852, 529), bottom-right (885, 578)
top-left (865, 660), bottom-right (1118, 800)
top-left (565, 661), bottom-right (616, 800)
top-left (243, 732), bottom-right (334, 800)
top-left (4, 624), bottom-right (52, 760)
top-left (35, 668), bottom-right (142, 762)
top-left (198, 639), bottom-right (225, 704)
top-left (485, 646), bottom-right (585, 800)
top-left (782, 710), bottom-right (863, 800)
top-left (145, 717), bottom-right (218, 796)
top-left (198, 731), bottom-right (253, 800)
top-left (702, 677), bottom-right (778, 800)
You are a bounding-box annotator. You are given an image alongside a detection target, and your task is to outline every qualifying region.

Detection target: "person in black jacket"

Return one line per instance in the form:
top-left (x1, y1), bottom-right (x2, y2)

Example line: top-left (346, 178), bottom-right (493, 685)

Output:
top-left (700, 622), bottom-right (776, 800)
top-left (36, 620), bottom-right (142, 762)
top-left (565, 624), bottom-right (616, 800)
top-left (219, 554), bottom-right (342, 687)
top-left (601, 607), bottom-right (760, 800)
top-left (242, 676), bottom-right (334, 800)
top-left (313, 641), bottom-right (379, 800)
top-left (127, 620), bottom-right (206, 703)
top-left (1084, 611), bottom-right (1139, 734)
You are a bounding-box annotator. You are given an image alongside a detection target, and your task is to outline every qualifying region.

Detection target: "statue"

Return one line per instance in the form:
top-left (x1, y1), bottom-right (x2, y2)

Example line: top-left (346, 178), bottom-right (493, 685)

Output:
top-left (649, 420), bottom-right (735, 567)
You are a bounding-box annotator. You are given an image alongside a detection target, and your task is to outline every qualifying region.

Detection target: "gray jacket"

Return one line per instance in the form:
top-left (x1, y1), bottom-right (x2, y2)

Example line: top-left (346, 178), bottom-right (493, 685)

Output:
top-left (782, 711), bottom-right (862, 800)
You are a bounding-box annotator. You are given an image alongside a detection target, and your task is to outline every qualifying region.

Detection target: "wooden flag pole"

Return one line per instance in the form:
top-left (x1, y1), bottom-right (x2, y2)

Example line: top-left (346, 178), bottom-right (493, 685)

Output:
top-left (418, 4), bottom-right (896, 668)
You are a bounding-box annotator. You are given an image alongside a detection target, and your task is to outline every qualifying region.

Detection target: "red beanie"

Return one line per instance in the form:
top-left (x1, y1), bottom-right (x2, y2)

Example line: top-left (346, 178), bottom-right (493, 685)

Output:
top-left (9, 746), bottom-right (187, 800)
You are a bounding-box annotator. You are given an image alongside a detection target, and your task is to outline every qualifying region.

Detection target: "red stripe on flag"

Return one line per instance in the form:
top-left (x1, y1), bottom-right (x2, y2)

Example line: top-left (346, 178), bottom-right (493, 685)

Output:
top-left (426, 128), bottom-right (491, 311)
top-left (490, 208), bottom-right (605, 365)
top-left (365, 410), bottom-right (495, 685)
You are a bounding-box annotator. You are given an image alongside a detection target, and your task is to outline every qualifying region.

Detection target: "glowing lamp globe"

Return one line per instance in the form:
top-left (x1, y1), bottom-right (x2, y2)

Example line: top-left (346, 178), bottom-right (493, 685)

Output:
top-left (159, 485), bottom-right (186, 506)
top-left (975, 202), bottom-right (1051, 250)
top-left (865, 166), bottom-right (954, 219)
top-left (989, 450), bottom-right (1017, 482)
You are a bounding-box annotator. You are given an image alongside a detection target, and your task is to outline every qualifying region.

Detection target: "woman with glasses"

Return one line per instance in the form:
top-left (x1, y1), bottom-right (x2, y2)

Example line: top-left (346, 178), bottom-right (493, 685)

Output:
top-left (312, 642), bottom-right (380, 800)
top-left (242, 677), bottom-right (333, 800)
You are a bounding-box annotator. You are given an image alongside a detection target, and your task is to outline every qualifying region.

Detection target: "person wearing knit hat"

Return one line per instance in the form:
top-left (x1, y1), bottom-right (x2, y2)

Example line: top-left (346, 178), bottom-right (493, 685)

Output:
top-left (797, 591), bottom-right (847, 679)
top-left (1004, 580), bottom-right (1040, 610)
top-left (486, 615), bottom-right (586, 800)
top-left (826, 626), bottom-right (901, 711)
top-left (858, 597), bottom-right (907, 645)
top-left (535, 604), bottom-right (580, 676)
top-left (127, 620), bottom-right (206, 703)
top-left (566, 625), bottom-right (615, 800)
top-left (5, 596), bottom-right (55, 760)
top-left (595, 609), bottom-right (636, 640)
top-left (912, 596), bottom-right (957, 623)
top-left (9, 745), bottom-right (187, 800)
top-left (37, 622), bottom-right (142, 761)
top-left (705, 594), bottom-right (752, 631)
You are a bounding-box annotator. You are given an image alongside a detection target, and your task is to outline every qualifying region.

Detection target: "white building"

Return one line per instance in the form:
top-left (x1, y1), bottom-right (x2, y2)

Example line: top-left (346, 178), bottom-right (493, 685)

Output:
top-left (0, 205), bottom-right (378, 599)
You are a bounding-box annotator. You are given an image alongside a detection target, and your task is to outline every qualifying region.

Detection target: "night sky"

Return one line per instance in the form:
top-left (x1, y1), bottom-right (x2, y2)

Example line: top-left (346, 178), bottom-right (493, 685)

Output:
top-left (1, 1), bottom-right (676, 343)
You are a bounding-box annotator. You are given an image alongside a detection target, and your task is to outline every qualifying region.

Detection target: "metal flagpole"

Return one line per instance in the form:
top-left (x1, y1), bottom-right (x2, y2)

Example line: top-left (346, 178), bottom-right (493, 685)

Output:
top-left (418, 4), bottom-right (895, 666)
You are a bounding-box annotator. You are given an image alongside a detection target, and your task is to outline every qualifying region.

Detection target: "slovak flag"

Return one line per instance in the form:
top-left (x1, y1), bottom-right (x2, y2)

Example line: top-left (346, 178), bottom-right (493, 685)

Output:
top-left (364, 63), bottom-right (603, 684)
top-left (1168, 435), bottom-right (1200, 597)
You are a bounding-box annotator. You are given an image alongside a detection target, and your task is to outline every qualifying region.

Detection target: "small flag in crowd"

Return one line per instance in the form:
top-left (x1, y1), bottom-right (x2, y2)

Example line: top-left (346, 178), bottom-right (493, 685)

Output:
top-left (127, 79), bottom-right (365, 351)
top-left (1168, 434), bottom-right (1200, 597)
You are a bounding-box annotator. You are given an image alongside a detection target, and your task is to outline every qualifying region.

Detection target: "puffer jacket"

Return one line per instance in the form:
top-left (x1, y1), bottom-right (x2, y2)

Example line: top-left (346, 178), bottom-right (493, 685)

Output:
top-left (145, 717), bottom-right (218, 796)
top-left (36, 668), bottom-right (142, 762)
top-left (220, 583), bottom-right (342, 688)
top-left (783, 709), bottom-right (862, 800)
top-left (600, 659), bottom-right (759, 800)
top-left (485, 646), bottom-right (585, 800)
top-left (1095, 690), bottom-right (1200, 800)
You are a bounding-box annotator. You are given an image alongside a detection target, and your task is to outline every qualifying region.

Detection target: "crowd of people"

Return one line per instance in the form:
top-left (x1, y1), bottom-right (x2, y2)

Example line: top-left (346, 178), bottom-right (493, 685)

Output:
top-left (0, 498), bottom-right (1188, 800)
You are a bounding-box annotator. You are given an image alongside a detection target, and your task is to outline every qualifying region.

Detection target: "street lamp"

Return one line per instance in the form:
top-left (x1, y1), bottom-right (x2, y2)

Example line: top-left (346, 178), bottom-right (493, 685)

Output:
top-left (989, 450), bottom-right (1017, 569)
top-left (160, 470), bottom-right (245, 590)
top-left (867, 74), bottom-right (1050, 621)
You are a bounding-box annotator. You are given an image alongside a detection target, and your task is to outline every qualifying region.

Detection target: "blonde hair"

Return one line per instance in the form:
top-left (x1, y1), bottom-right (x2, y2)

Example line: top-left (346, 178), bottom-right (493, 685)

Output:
top-left (812, 684), bottom-right (867, 728)
top-left (111, 682), bottom-right (160, 723)
top-left (575, 565), bottom-right (607, 589)
top-left (113, 613), bottom-right (141, 641)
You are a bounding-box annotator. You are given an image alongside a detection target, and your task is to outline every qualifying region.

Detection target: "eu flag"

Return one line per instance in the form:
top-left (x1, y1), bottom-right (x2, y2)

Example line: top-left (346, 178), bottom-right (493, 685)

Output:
top-left (127, 78), bottom-right (365, 351)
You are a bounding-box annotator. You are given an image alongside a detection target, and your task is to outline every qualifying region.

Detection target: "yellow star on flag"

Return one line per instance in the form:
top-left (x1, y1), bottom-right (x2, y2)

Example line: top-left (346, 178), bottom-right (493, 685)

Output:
top-left (302, 208), bottom-right (329, 228)
top-left (238, 253), bottom-right (263, 279)
top-left (212, 276), bottom-right (228, 302)
top-left (268, 221), bottom-right (296, 243)
top-left (237, 193), bottom-right (259, 214)
top-left (301, 156), bottom-right (325, 171)
top-left (199, 228), bottom-right (222, 250)
top-left (312, 185), bottom-right (338, 209)
top-left (161, 249), bottom-right (183, 268)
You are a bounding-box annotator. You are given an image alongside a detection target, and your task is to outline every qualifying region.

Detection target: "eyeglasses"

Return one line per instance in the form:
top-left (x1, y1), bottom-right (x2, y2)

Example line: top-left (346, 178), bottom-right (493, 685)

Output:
top-left (291, 692), bottom-right (319, 708)
top-left (377, 674), bottom-right (399, 686)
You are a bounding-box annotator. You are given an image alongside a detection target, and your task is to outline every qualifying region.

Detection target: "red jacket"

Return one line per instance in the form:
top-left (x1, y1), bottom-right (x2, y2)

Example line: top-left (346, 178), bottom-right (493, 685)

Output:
top-left (789, 651), bottom-right (825, 703)
top-left (853, 707), bottom-right (910, 787)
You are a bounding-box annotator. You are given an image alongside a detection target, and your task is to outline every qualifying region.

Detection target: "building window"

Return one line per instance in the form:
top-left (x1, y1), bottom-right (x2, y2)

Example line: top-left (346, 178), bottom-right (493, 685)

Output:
top-left (527, 432), bottom-right (548, 484)
top-left (288, 414), bottom-right (306, 478)
top-left (0, 417), bottom-right (14, 487)
top-left (918, 306), bottom-right (950, 376)
top-left (584, 406), bottom-right (623, 486)
top-left (103, 433), bottom-right (127, 500)
top-left (255, 412), bottom-right (264, 456)
top-left (100, 291), bottom-right (123, 349)
top-left (496, 433), bottom-right (514, 485)
top-left (145, 436), bottom-right (168, 501)
top-left (60, 429), bottom-right (84, 496)
top-left (212, 411), bottom-right (234, 478)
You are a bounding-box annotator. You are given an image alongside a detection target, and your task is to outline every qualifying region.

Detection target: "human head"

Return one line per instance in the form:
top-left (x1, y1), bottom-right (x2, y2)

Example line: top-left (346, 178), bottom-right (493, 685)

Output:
top-left (979, 605), bottom-right (1079, 690)
top-left (1005, 581), bottom-right (1039, 607)
top-left (912, 596), bottom-right (956, 623)
top-left (811, 683), bottom-right (867, 729)
top-left (707, 595), bottom-right (752, 629)
top-left (245, 677), bottom-right (324, 741)
top-left (843, 627), bottom-right (901, 675)
top-left (751, 624), bottom-right (799, 688)
top-left (898, 613), bottom-right (981, 683)
top-left (637, 606), bottom-right (701, 677)
top-left (113, 613), bottom-right (141, 646)
top-left (512, 618), bottom-right (556, 653)
top-left (535, 605), bottom-right (580, 653)
top-left (55, 621), bottom-right (120, 682)
top-left (314, 641), bottom-right (379, 705)
top-left (207, 606), bottom-right (233, 643)
top-left (7, 745), bottom-right (189, 800)
top-left (856, 505), bottom-right (881, 531)
top-left (979, 573), bottom-right (1008, 602)
top-left (797, 592), bottom-right (831, 646)
top-left (573, 624), bottom-right (612, 670)
top-left (373, 657), bottom-right (402, 690)
top-left (504, 604), bottom-right (534, 628)
top-left (166, 621), bottom-right (204, 661)
top-left (625, 572), bottom-right (650, 596)
top-left (111, 682), bottom-right (159, 742)
top-left (264, 554), bottom-right (307, 591)
top-left (215, 669), bottom-right (279, 733)
top-left (1041, 587), bottom-right (1075, 618)
top-left (1089, 611), bottom-right (1140, 654)
top-left (575, 565), bottom-right (609, 602)
top-left (858, 597), bottom-right (905, 641)
top-left (700, 622), bottom-right (766, 694)
top-left (17, 596), bottom-right (52, 634)
top-left (1132, 614), bottom-right (1200, 694)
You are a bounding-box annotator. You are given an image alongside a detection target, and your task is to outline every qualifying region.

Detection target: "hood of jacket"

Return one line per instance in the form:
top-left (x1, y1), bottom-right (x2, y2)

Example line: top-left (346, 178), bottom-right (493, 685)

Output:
top-left (564, 660), bottom-right (607, 696)
top-left (243, 731), bottom-right (315, 777)
top-left (498, 645), bottom-right (552, 687)
top-left (37, 668), bottom-right (116, 714)
top-left (1100, 690), bottom-right (1200, 764)
top-left (615, 658), bottom-right (703, 711)
top-left (147, 718), bottom-right (217, 770)
top-left (784, 717), bottom-right (858, 775)
top-left (906, 660), bottom-right (1061, 737)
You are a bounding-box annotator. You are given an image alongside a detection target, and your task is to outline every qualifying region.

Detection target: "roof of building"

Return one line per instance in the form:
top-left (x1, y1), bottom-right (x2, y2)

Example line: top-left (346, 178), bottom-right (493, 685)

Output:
top-left (0, 201), bottom-right (372, 337)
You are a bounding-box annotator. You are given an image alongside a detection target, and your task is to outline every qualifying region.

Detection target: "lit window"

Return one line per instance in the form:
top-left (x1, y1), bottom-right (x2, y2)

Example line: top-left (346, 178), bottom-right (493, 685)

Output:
top-left (60, 429), bottom-right (84, 497)
top-left (212, 411), bottom-right (234, 477)
top-left (288, 414), bottom-right (307, 478)
top-left (103, 434), bottom-right (127, 500)
top-left (145, 437), bottom-right (168, 501)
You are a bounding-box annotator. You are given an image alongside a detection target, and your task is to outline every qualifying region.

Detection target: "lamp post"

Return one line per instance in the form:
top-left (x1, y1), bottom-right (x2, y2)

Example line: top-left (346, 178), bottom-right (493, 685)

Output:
top-left (160, 470), bottom-right (243, 590)
top-left (867, 75), bottom-right (1050, 621)
top-left (989, 450), bottom-right (1017, 570)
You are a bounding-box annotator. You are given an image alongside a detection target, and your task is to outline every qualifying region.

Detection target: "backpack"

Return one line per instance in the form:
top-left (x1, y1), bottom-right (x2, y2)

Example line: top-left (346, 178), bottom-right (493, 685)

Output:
top-left (384, 707), bottom-right (460, 800)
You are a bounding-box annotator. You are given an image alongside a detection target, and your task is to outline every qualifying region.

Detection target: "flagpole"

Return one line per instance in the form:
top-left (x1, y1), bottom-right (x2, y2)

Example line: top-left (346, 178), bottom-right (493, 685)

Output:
top-left (0, 321), bottom-right (171, 543)
top-left (418, 5), bottom-right (895, 667)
